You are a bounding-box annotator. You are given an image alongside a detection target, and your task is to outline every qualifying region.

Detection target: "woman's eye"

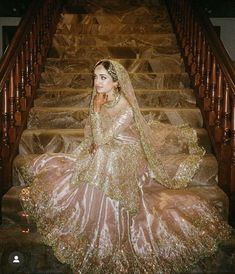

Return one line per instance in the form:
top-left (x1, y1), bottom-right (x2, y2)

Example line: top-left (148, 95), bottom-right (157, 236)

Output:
top-left (101, 76), bottom-right (106, 80)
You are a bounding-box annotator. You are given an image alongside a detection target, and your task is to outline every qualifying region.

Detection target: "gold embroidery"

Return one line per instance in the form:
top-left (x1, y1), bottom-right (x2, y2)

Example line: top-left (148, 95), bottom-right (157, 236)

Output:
top-left (18, 59), bottom-right (232, 274)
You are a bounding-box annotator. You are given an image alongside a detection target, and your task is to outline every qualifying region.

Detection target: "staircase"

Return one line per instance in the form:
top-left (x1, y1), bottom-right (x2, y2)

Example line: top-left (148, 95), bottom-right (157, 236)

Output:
top-left (0, 0), bottom-right (234, 273)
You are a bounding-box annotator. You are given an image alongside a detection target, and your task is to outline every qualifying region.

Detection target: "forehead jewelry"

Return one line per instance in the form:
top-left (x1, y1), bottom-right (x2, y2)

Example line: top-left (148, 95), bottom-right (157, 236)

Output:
top-left (106, 65), bottom-right (118, 82)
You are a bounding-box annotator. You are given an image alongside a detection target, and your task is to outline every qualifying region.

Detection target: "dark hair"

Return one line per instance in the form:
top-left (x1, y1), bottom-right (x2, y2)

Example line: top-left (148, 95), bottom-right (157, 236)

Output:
top-left (94, 60), bottom-right (118, 82)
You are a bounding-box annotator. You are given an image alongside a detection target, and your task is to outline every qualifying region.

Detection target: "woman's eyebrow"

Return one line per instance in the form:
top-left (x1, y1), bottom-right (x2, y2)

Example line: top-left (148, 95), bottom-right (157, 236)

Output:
top-left (93, 73), bottom-right (107, 77)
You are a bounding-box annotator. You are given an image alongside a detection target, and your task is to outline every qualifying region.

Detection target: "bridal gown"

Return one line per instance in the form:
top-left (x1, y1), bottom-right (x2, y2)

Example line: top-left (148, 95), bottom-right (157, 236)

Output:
top-left (19, 60), bottom-right (231, 274)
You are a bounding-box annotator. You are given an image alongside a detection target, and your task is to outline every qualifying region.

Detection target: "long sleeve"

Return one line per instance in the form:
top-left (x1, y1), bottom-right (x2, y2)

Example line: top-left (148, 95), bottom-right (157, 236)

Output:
top-left (90, 107), bottom-right (133, 146)
top-left (84, 119), bottom-right (92, 139)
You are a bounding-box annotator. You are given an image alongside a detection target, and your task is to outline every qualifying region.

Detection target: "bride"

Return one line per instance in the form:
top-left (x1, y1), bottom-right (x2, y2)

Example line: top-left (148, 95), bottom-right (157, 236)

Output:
top-left (19, 59), bottom-right (231, 273)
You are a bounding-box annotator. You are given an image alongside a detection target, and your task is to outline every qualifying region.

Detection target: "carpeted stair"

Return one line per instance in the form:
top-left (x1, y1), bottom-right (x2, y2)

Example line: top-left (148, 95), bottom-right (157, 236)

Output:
top-left (0, 1), bottom-right (234, 273)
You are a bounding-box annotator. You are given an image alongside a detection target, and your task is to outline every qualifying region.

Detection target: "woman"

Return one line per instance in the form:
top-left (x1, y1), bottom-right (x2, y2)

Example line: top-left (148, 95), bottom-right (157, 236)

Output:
top-left (19, 59), bottom-right (231, 273)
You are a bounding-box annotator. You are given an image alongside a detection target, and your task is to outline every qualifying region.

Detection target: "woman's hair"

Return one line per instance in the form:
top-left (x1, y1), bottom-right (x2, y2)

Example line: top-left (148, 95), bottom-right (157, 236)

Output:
top-left (94, 60), bottom-right (118, 82)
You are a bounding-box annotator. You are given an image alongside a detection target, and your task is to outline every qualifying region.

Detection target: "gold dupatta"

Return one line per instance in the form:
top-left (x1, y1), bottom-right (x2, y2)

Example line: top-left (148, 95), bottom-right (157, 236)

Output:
top-left (91, 59), bottom-right (205, 189)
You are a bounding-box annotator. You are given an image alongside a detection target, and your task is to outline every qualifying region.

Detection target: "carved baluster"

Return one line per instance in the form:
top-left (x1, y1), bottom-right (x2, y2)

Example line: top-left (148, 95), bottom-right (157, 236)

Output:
top-left (222, 81), bottom-right (231, 145)
top-left (214, 68), bottom-right (223, 142)
top-left (220, 80), bottom-right (232, 187)
top-left (15, 56), bottom-right (22, 126)
top-left (208, 55), bottom-right (217, 125)
top-left (194, 26), bottom-right (202, 86)
top-left (198, 35), bottom-right (206, 98)
top-left (33, 21), bottom-right (39, 82)
top-left (9, 70), bottom-right (16, 143)
top-left (29, 29), bottom-right (35, 87)
top-left (24, 39), bottom-right (32, 97)
top-left (2, 83), bottom-right (10, 158)
top-left (231, 95), bottom-right (235, 192)
top-left (20, 48), bottom-right (26, 110)
top-left (203, 46), bottom-right (211, 111)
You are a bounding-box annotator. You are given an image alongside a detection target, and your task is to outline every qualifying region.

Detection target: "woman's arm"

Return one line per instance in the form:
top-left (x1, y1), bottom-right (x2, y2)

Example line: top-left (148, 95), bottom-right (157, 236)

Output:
top-left (90, 107), bottom-right (133, 147)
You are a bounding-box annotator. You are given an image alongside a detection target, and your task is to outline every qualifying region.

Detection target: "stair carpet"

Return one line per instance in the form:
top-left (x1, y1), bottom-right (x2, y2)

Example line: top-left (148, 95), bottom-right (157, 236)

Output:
top-left (1, 1), bottom-right (235, 273)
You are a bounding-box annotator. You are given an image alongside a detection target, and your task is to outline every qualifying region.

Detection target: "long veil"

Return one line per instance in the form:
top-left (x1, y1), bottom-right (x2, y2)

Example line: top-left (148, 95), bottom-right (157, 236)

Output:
top-left (91, 59), bottom-right (205, 189)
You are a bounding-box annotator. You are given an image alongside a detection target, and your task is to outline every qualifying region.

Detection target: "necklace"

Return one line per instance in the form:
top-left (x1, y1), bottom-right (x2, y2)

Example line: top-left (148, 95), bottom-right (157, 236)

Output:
top-left (104, 93), bottom-right (121, 108)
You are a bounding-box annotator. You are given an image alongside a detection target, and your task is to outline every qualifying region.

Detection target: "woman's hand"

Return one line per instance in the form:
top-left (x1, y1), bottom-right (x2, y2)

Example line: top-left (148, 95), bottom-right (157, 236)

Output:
top-left (89, 142), bottom-right (97, 155)
top-left (93, 93), bottom-right (108, 112)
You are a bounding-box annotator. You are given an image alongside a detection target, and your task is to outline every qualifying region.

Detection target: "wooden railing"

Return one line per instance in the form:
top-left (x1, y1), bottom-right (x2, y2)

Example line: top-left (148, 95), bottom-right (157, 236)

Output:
top-left (166, 0), bottom-right (235, 222)
top-left (0, 0), bottom-right (61, 214)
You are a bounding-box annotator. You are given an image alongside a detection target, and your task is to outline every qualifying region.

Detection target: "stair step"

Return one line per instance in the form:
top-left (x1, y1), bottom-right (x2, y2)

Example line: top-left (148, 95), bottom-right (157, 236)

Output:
top-left (34, 88), bottom-right (196, 108)
top-left (56, 22), bottom-right (173, 35)
top-left (40, 72), bottom-right (190, 90)
top-left (27, 107), bottom-right (203, 129)
top-left (60, 6), bottom-right (169, 25)
top-left (49, 45), bottom-right (179, 59)
top-left (62, 1), bottom-right (163, 12)
top-left (19, 129), bottom-right (84, 155)
top-left (18, 127), bottom-right (212, 155)
top-left (45, 57), bottom-right (184, 74)
top-left (63, 1), bottom-right (166, 10)
top-left (0, 219), bottom-right (72, 273)
top-left (52, 33), bottom-right (177, 48)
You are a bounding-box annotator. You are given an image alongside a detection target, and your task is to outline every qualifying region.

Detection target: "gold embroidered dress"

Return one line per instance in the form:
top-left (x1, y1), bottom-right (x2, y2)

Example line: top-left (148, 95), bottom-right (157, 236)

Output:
top-left (19, 60), bottom-right (231, 273)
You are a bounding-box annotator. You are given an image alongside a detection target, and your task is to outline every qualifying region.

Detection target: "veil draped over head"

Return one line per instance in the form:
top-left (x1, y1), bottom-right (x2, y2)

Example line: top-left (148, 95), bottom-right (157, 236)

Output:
top-left (92, 59), bottom-right (205, 189)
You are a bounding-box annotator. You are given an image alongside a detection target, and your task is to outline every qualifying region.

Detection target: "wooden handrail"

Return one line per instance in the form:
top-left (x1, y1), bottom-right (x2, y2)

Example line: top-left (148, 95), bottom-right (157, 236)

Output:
top-left (0, 1), bottom-right (40, 87)
top-left (190, 2), bottom-right (235, 94)
top-left (166, 0), bottom-right (235, 222)
top-left (0, 0), bottom-right (61, 221)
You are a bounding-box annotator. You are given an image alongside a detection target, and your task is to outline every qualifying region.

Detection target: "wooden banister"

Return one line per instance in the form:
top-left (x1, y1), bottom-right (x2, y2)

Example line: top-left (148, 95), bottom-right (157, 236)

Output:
top-left (0, 0), bottom-right (61, 221)
top-left (166, 0), bottom-right (235, 222)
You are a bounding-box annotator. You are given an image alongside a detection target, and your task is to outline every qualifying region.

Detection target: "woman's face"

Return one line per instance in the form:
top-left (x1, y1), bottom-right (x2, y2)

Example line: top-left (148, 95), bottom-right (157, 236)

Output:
top-left (93, 64), bottom-right (117, 94)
